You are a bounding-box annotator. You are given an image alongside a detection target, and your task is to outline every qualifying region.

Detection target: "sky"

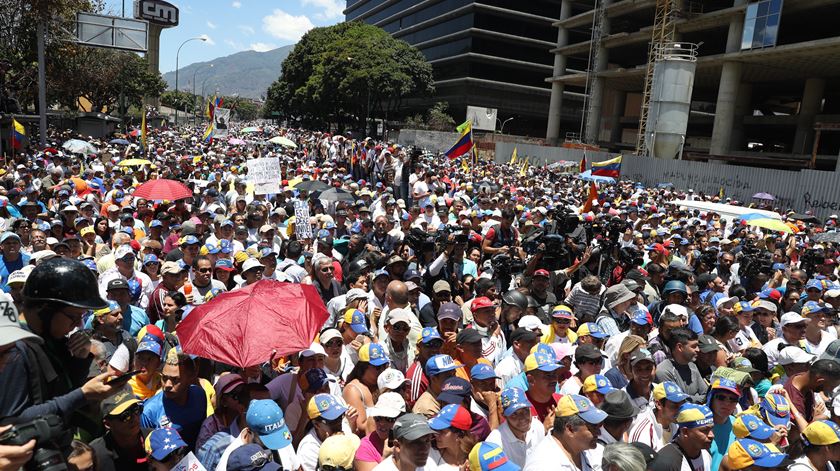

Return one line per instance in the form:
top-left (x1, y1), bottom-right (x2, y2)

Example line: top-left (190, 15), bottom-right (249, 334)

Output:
top-left (102, 0), bottom-right (344, 73)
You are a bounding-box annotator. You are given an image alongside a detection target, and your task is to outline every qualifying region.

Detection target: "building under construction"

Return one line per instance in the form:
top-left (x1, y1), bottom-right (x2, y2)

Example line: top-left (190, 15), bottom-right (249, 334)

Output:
top-left (546, 0), bottom-right (840, 169)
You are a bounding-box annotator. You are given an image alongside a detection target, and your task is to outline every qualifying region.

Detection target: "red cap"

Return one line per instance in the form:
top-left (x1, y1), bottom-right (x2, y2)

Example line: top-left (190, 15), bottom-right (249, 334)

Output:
top-left (471, 296), bottom-right (495, 311)
top-left (652, 243), bottom-right (669, 255)
top-left (534, 269), bottom-right (550, 278)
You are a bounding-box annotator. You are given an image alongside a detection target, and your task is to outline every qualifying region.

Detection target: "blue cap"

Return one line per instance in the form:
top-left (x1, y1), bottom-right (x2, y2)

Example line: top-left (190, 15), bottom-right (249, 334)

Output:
top-left (220, 219), bottom-right (234, 227)
top-left (227, 444), bottom-right (280, 471)
top-left (437, 377), bottom-right (472, 405)
top-left (344, 309), bottom-right (369, 334)
top-left (307, 393), bottom-right (347, 420)
top-left (420, 327), bottom-right (442, 344)
top-left (150, 219), bottom-right (163, 228)
top-left (734, 414), bottom-right (775, 440)
top-left (219, 239), bottom-right (233, 253)
top-left (771, 263), bottom-right (786, 271)
top-left (317, 229), bottom-right (330, 239)
top-left (426, 354), bottom-right (463, 376)
top-left (145, 427), bottom-right (187, 461)
top-left (120, 227), bottom-right (133, 236)
top-left (137, 339), bottom-right (162, 358)
top-left (470, 363), bottom-right (499, 381)
top-left (373, 268), bottom-right (389, 280)
top-left (143, 254), bottom-right (160, 265)
top-left (246, 399), bottom-right (293, 449)
top-left (81, 258), bottom-right (97, 271)
top-left (806, 278), bottom-right (824, 291)
top-left (181, 235), bottom-right (200, 246)
top-left (259, 247), bottom-right (276, 258)
top-left (468, 442), bottom-right (520, 471)
top-left (74, 217), bottom-right (88, 226)
top-left (500, 387), bottom-right (532, 416)
top-left (204, 243), bottom-right (220, 254)
top-left (215, 258), bottom-right (234, 270)
top-left (630, 307), bottom-right (652, 325)
top-left (323, 222), bottom-right (336, 230)
top-left (760, 394), bottom-right (791, 428)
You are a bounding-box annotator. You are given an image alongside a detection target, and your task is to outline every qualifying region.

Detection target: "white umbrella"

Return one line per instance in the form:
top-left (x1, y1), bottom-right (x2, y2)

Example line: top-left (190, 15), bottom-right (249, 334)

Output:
top-left (268, 136), bottom-right (297, 148)
top-left (62, 139), bottom-right (98, 155)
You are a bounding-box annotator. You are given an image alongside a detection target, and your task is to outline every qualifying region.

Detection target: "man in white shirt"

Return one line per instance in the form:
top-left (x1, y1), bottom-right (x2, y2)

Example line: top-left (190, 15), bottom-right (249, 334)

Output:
top-left (216, 399), bottom-right (300, 471)
top-left (495, 328), bottom-right (539, 387)
top-left (763, 312), bottom-right (810, 369)
top-left (627, 381), bottom-right (688, 451)
top-left (524, 394), bottom-right (606, 471)
top-left (486, 387), bottom-right (545, 468)
top-left (372, 413), bottom-right (438, 471)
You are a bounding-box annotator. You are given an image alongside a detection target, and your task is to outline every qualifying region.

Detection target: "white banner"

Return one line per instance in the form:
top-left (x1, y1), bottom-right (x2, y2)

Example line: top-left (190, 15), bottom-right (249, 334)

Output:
top-left (213, 107), bottom-right (230, 137)
top-left (247, 157), bottom-right (281, 195)
top-left (294, 200), bottom-right (313, 240)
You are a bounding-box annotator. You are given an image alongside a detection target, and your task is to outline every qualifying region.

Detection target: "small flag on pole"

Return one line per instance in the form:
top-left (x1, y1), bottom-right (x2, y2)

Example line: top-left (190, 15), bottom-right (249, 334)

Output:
top-left (581, 182), bottom-right (598, 213)
top-left (202, 121), bottom-right (214, 143)
top-left (591, 156), bottom-right (622, 178)
top-left (444, 122), bottom-right (474, 160)
top-left (510, 147), bottom-right (518, 165)
top-left (11, 119), bottom-right (26, 149)
top-left (519, 156), bottom-right (529, 177)
top-left (579, 153), bottom-right (586, 173)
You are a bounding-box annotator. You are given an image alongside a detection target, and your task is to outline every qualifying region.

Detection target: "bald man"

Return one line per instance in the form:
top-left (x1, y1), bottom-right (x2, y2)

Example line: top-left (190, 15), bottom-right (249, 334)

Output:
top-left (377, 280), bottom-right (423, 345)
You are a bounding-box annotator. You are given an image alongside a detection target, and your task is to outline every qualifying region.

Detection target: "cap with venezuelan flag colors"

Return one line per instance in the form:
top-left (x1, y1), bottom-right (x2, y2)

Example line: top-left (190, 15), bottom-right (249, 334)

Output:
top-left (468, 442), bottom-right (520, 471)
top-left (556, 394), bottom-right (607, 424)
top-left (358, 343), bottom-right (390, 367)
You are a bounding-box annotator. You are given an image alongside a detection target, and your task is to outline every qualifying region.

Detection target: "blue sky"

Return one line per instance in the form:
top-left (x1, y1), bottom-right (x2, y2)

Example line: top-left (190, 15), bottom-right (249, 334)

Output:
top-left (102, 0), bottom-right (344, 73)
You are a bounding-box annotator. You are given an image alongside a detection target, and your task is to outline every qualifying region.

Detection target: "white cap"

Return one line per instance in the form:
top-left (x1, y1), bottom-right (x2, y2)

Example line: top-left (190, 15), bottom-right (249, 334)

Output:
top-left (377, 368), bottom-right (409, 391)
top-left (754, 300), bottom-right (778, 313)
top-left (0, 293), bottom-right (40, 345)
top-left (663, 304), bottom-right (689, 319)
top-left (6, 268), bottom-right (30, 286)
top-left (60, 205), bottom-right (79, 212)
top-left (346, 288), bottom-right (368, 303)
top-left (780, 312), bottom-right (811, 327)
top-left (825, 289), bottom-right (840, 299)
top-left (300, 342), bottom-right (326, 358)
top-left (45, 237), bottom-right (59, 246)
top-left (366, 392), bottom-right (405, 419)
top-left (778, 346), bottom-right (815, 366)
top-left (715, 295), bottom-right (739, 309)
top-left (518, 315), bottom-right (544, 331)
top-left (319, 329), bottom-right (342, 345)
top-left (387, 308), bottom-right (413, 326)
top-left (535, 206), bottom-right (547, 215)
top-left (242, 258), bottom-right (265, 273)
top-left (114, 244), bottom-right (135, 260)
top-left (30, 250), bottom-right (58, 265)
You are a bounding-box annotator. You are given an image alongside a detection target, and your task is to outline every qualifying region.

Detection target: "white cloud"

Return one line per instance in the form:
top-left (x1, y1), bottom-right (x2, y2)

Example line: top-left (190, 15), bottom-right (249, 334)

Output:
top-left (302, 0), bottom-right (344, 20)
top-left (237, 25), bottom-right (255, 35)
top-left (199, 34), bottom-right (215, 45)
top-left (232, 1), bottom-right (241, 7)
top-left (224, 39), bottom-right (242, 49)
top-left (206, 20), bottom-right (216, 29)
top-left (250, 42), bottom-right (277, 52)
top-left (262, 9), bottom-right (315, 42)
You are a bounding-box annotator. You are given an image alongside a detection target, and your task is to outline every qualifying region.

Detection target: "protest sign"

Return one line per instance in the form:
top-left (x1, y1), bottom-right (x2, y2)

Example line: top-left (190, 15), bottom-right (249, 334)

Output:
top-left (294, 200), bottom-right (313, 240)
top-left (247, 157), bottom-right (281, 195)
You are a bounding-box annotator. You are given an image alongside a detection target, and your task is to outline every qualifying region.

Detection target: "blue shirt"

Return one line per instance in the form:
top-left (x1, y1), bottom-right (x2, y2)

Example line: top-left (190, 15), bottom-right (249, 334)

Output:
top-left (82, 304), bottom-right (149, 337)
top-left (0, 253), bottom-right (30, 292)
top-left (141, 385), bottom-right (207, 449)
top-left (710, 417), bottom-right (735, 471)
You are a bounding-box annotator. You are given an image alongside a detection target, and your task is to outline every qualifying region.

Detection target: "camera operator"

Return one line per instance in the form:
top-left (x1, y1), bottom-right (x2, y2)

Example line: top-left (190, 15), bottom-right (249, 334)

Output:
top-left (521, 244), bottom-right (591, 323)
top-left (424, 231), bottom-right (467, 296)
top-left (0, 258), bottom-right (122, 424)
top-left (482, 209), bottom-right (521, 258)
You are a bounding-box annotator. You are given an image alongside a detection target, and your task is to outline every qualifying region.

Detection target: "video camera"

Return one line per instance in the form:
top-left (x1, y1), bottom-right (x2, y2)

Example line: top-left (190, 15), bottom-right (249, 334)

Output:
top-left (737, 241), bottom-right (774, 279)
top-left (800, 247), bottom-right (825, 277)
top-left (0, 415), bottom-right (70, 471)
top-left (404, 225), bottom-right (467, 255)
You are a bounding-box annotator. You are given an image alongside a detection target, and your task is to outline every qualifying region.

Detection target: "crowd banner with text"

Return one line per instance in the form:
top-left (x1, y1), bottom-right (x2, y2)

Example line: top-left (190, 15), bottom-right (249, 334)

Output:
top-left (247, 157), bottom-right (281, 195)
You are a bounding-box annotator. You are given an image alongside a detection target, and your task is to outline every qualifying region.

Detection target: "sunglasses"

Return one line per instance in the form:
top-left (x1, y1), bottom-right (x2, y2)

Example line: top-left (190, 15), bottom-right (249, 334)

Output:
top-left (391, 323), bottom-right (410, 332)
top-left (114, 404), bottom-right (142, 422)
top-left (374, 416), bottom-right (396, 423)
top-left (324, 339), bottom-right (343, 348)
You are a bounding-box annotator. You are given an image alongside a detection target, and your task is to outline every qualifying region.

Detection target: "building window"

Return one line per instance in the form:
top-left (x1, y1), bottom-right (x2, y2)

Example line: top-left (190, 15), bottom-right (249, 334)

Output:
top-left (741, 0), bottom-right (783, 50)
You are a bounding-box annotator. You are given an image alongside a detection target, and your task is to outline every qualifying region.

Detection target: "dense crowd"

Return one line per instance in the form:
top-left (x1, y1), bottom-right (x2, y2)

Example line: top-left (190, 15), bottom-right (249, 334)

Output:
top-left (0, 122), bottom-right (840, 471)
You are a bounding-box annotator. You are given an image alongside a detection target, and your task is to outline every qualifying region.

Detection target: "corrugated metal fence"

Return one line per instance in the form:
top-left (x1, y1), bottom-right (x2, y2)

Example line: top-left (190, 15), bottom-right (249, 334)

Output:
top-left (493, 142), bottom-right (840, 219)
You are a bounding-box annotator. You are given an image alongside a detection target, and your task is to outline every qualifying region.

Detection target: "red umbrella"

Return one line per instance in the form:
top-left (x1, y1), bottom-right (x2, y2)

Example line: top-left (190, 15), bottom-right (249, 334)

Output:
top-left (132, 179), bottom-right (192, 201)
top-left (177, 280), bottom-right (329, 368)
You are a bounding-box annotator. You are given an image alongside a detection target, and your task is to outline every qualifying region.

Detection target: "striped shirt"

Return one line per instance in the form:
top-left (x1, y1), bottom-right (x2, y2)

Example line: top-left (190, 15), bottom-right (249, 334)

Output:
top-left (627, 408), bottom-right (677, 451)
top-left (565, 283), bottom-right (604, 321)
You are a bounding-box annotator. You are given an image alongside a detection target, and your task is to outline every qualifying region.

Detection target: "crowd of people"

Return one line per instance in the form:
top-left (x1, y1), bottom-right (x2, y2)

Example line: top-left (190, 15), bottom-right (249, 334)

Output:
top-left (1, 121), bottom-right (840, 471)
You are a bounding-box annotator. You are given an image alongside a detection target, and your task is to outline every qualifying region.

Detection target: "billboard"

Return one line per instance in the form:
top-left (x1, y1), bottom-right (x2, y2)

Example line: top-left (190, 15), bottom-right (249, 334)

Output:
top-left (76, 13), bottom-right (148, 53)
top-left (466, 106), bottom-right (497, 132)
top-left (134, 0), bottom-right (179, 27)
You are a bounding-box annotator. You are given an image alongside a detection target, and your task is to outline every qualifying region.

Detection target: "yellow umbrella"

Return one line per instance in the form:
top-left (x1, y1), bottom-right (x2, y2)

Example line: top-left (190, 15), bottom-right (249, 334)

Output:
top-left (747, 218), bottom-right (794, 234)
top-left (118, 159), bottom-right (153, 167)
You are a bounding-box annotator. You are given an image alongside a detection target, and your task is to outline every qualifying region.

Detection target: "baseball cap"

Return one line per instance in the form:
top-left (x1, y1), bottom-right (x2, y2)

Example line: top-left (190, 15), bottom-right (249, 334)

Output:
top-left (307, 393), bottom-right (347, 420)
top-left (437, 377), bottom-right (472, 405)
top-left (715, 295), bottom-right (739, 310)
top-left (420, 327), bottom-right (443, 344)
top-left (574, 343), bottom-right (604, 363)
top-left (524, 351), bottom-right (560, 373)
top-left (556, 394), bottom-right (607, 424)
top-left (426, 354), bottom-right (463, 376)
top-left (160, 261), bottom-right (185, 275)
top-left (500, 387), bottom-right (531, 416)
top-left (709, 377), bottom-right (741, 397)
top-left (302, 368), bottom-right (333, 393)
top-left (576, 322), bottom-right (608, 339)
top-left (144, 427), bottom-right (187, 461)
top-left (0, 293), bottom-right (39, 347)
top-left (242, 258), bottom-right (264, 273)
top-left (438, 302), bottom-right (463, 321)
top-left (468, 442), bottom-right (520, 471)
top-left (299, 342), bottom-right (326, 358)
top-left (727, 439), bottom-right (788, 470)
top-left (629, 348), bottom-right (655, 366)
top-left (820, 339), bottom-right (840, 361)
top-left (378, 368), bottom-right (409, 391)
top-left (733, 414), bottom-right (775, 440)
top-left (582, 374), bottom-right (616, 395)
top-left (551, 304), bottom-right (574, 319)
top-left (760, 394), bottom-right (791, 428)
top-left (246, 399), bottom-right (293, 449)
top-left (778, 346), bottom-right (815, 365)
top-left (386, 308), bottom-right (413, 327)
top-left (509, 328), bottom-right (539, 344)
top-left (429, 404), bottom-right (472, 431)
top-left (433, 280), bottom-right (451, 293)
top-left (533, 269), bottom-right (550, 278)
top-left (359, 343), bottom-right (390, 366)
top-left (802, 301), bottom-right (829, 317)
top-left (319, 328), bottom-right (342, 345)
top-left (214, 373), bottom-right (245, 397)
top-left (367, 391), bottom-right (406, 420)
top-left (780, 312), bottom-right (810, 327)
top-left (100, 386), bottom-right (141, 417)
top-left (652, 381), bottom-right (690, 403)
top-left (802, 420), bottom-right (840, 446)
top-left (470, 363), bottom-right (499, 381)
top-left (456, 328), bottom-right (483, 345)
top-left (345, 288), bottom-right (368, 304)
top-left (343, 308), bottom-right (369, 334)
top-left (674, 403), bottom-right (714, 428)
top-left (471, 296), bottom-right (495, 311)
top-left (318, 434), bottom-right (361, 471)
top-left (392, 413), bottom-right (435, 441)
top-left (698, 334), bottom-right (721, 353)
top-left (136, 338), bottom-right (163, 358)
top-left (730, 357), bottom-right (759, 374)
top-left (214, 259), bottom-right (235, 271)
top-left (227, 444), bottom-right (281, 471)
top-left (629, 307), bottom-right (652, 326)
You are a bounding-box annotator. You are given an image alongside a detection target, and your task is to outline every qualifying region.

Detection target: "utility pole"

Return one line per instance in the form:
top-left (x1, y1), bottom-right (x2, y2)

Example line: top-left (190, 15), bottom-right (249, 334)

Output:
top-left (36, 5), bottom-right (47, 147)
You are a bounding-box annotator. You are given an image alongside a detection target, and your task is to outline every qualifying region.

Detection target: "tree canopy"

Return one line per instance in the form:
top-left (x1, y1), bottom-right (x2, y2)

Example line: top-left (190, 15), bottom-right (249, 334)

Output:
top-left (264, 22), bottom-right (434, 133)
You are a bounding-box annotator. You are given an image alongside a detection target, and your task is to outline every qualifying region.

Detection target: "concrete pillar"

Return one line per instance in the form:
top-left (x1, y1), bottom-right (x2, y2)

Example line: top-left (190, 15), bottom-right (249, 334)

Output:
top-left (710, 62), bottom-right (742, 155)
top-left (584, 0), bottom-right (613, 144)
top-left (609, 89), bottom-right (627, 145)
top-left (144, 24), bottom-right (163, 108)
top-left (793, 78), bottom-right (826, 155)
top-left (729, 83), bottom-right (752, 152)
top-left (546, 0), bottom-right (572, 144)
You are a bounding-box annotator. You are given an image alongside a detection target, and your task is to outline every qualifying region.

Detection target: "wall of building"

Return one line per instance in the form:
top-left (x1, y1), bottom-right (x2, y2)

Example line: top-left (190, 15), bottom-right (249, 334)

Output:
top-left (492, 142), bottom-right (840, 218)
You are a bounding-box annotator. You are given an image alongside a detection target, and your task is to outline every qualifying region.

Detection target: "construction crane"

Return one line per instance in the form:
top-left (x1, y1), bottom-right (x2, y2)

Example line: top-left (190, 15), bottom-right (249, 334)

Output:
top-left (635, 0), bottom-right (679, 156)
top-left (580, 0), bottom-right (608, 143)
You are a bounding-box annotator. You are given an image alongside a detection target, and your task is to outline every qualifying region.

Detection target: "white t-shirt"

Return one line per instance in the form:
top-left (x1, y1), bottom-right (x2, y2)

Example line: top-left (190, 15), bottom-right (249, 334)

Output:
top-left (728, 326), bottom-right (760, 353)
top-left (373, 455), bottom-right (438, 471)
top-left (627, 407), bottom-right (677, 451)
top-left (790, 455), bottom-right (836, 471)
top-left (428, 448), bottom-right (459, 471)
top-left (805, 329), bottom-right (838, 357)
top-left (485, 418), bottom-right (546, 468)
top-left (523, 436), bottom-right (602, 471)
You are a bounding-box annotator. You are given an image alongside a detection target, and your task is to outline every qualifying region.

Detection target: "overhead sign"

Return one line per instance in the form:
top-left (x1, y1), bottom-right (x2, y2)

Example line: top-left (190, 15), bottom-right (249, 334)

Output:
top-left (247, 157), bottom-right (281, 195)
top-left (466, 106), bottom-right (497, 131)
top-left (134, 0), bottom-right (179, 27)
top-left (76, 12), bottom-right (148, 53)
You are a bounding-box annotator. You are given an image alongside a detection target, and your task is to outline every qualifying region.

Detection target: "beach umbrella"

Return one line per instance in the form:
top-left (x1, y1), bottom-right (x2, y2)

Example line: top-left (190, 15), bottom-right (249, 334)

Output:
top-left (132, 179), bottom-right (192, 201)
top-left (752, 192), bottom-right (775, 201)
top-left (268, 136), bottom-right (297, 148)
top-left (294, 179), bottom-right (330, 192)
top-left (317, 188), bottom-right (355, 202)
top-left (118, 159), bottom-right (153, 167)
top-left (62, 139), bottom-right (98, 155)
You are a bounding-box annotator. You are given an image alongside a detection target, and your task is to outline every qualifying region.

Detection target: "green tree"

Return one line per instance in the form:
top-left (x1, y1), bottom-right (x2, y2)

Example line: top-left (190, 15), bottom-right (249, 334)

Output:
top-left (160, 90), bottom-right (197, 112)
top-left (265, 22), bottom-right (433, 133)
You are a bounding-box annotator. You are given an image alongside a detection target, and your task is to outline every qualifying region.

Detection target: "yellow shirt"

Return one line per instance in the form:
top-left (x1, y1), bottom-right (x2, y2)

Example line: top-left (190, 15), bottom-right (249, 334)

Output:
top-left (129, 373), bottom-right (161, 400)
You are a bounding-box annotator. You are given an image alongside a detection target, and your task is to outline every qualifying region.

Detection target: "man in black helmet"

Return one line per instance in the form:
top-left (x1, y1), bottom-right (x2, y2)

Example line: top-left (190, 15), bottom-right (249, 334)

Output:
top-left (0, 258), bottom-right (124, 423)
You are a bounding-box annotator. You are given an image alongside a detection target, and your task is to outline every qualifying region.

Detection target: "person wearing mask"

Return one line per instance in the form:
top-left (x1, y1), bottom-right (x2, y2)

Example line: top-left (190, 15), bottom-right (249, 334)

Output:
top-left (654, 328), bottom-right (709, 403)
top-left (372, 413), bottom-right (438, 471)
top-left (523, 394), bottom-right (606, 471)
top-left (628, 381), bottom-right (690, 451)
top-left (648, 403), bottom-right (715, 471)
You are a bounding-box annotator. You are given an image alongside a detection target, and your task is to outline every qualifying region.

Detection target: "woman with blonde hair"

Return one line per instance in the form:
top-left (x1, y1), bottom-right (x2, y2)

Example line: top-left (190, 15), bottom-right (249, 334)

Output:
top-left (603, 334), bottom-right (647, 388)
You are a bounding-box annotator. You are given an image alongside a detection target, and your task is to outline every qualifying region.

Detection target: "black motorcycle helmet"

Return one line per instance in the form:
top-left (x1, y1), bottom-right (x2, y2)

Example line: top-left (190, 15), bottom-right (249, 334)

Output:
top-left (23, 258), bottom-right (108, 310)
top-left (501, 289), bottom-right (528, 310)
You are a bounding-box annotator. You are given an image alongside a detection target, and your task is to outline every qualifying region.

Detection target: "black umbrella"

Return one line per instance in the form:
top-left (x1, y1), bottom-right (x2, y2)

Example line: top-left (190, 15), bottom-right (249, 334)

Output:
top-left (813, 232), bottom-right (840, 244)
top-left (317, 187), bottom-right (356, 202)
top-left (294, 180), bottom-right (330, 192)
top-left (787, 213), bottom-right (822, 225)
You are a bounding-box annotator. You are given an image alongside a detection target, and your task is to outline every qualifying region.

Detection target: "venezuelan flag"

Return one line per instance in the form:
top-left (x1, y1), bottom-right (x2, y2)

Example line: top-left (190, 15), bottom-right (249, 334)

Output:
top-left (11, 119), bottom-right (26, 148)
top-left (202, 121), bottom-right (214, 143)
top-left (591, 156), bottom-right (622, 178)
top-left (444, 122), bottom-right (473, 160)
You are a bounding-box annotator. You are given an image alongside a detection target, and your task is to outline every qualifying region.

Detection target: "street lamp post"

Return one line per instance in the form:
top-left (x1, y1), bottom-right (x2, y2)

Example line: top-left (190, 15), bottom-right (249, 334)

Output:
top-left (497, 117), bottom-right (514, 134)
top-left (174, 36), bottom-right (206, 126)
top-left (192, 64), bottom-right (212, 126)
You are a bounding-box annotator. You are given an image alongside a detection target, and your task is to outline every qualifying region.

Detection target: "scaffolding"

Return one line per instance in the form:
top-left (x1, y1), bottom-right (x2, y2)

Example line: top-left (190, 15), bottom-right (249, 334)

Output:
top-left (580, 0), bottom-right (607, 143)
top-left (635, 0), bottom-right (679, 156)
